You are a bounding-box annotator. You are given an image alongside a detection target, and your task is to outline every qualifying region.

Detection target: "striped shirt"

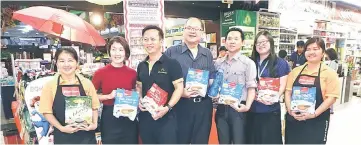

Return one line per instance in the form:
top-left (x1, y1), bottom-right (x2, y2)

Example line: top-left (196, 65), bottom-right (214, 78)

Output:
top-left (164, 43), bottom-right (216, 81)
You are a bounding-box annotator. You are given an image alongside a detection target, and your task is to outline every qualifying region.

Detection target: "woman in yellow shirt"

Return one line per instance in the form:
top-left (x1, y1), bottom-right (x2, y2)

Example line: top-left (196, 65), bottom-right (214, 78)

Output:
top-left (39, 48), bottom-right (100, 144)
top-left (284, 37), bottom-right (340, 144)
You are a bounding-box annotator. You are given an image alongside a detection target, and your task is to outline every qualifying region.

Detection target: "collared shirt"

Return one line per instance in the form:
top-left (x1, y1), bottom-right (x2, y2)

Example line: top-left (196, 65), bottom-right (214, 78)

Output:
top-left (165, 43), bottom-right (216, 81)
top-left (214, 52), bottom-right (257, 101)
top-left (39, 73), bottom-right (100, 114)
top-left (286, 62), bottom-right (340, 100)
top-left (290, 52), bottom-right (306, 69)
top-left (136, 54), bottom-right (184, 102)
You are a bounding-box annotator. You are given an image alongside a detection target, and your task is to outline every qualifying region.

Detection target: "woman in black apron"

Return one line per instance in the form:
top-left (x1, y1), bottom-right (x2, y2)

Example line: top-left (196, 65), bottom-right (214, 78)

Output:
top-left (285, 37), bottom-right (339, 144)
top-left (40, 48), bottom-right (99, 144)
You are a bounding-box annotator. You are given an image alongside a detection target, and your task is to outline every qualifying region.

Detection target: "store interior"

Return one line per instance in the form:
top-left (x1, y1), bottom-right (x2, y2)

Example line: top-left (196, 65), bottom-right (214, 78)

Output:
top-left (1, 0), bottom-right (361, 144)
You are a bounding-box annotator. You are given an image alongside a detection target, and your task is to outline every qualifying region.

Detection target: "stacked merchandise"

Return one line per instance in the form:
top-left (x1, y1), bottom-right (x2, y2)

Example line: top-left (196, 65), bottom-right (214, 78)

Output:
top-left (280, 28), bottom-right (298, 56)
top-left (13, 68), bottom-right (55, 145)
top-left (257, 11), bottom-right (280, 52)
top-left (0, 62), bottom-right (14, 86)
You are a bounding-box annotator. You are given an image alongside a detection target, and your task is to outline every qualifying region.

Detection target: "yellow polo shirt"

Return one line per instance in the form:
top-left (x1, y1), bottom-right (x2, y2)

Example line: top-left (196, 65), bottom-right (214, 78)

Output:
top-left (286, 63), bottom-right (340, 100)
top-left (39, 73), bottom-right (100, 114)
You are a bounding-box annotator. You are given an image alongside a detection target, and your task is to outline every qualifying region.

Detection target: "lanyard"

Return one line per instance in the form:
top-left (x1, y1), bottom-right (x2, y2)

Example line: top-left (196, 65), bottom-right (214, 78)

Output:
top-left (297, 54), bottom-right (303, 62)
top-left (258, 60), bottom-right (269, 78)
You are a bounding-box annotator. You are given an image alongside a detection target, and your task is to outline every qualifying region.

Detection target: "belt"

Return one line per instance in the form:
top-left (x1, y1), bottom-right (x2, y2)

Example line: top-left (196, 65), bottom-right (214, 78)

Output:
top-left (183, 97), bottom-right (208, 103)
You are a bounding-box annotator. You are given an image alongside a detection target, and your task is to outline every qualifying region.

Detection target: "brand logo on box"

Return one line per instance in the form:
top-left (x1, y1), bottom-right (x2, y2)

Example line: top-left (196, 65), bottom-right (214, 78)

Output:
top-left (299, 76), bottom-right (315, 85)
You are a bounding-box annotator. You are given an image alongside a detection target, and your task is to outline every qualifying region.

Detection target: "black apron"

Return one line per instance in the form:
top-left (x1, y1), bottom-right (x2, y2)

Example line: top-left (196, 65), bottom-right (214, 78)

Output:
top-left (285, 64), bottom-right (330, 144)
top-left (52, 75), bottom-right (96, 144)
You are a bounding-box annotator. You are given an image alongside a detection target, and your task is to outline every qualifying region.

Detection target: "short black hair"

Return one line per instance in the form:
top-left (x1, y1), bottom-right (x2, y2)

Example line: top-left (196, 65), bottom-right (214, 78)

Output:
top-left (297, 41), bottom-right (305, 47)
top-left (219, 46), bottom-right (227, 51)
top-left (304, 37), bottom-right (326, 52)
top-left (225, 27), bottom-right (245, 41)
top-left (278, 50), bottom-right (288, 59)
top-left (185, 17), bottom-right (205, 31)
top-left (142, 25), bottom-right (164, 40)
top-left (54, 47), bottom-right (78, 62)
top-left (106, 36), bottom-right (130, 60)
top-left (325, 48), bottom-right (338, 60)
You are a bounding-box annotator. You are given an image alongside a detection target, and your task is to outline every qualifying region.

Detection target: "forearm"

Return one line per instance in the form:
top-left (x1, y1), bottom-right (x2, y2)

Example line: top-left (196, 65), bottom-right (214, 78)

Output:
top-left (136, 83), bottom-right (143, 101)
top-left (245, 88), bottom-right (256, 108)
top-left (43, 113), bottom-right (63, 130)
top-left (285, 90), bottom-right (292, 112)
top-left (167, 86), bottom-right (183, 107)
top-left (98, 94), bottom-right (110, 101)
top-left (315, 97), bottom-right (336, 116)
top-left (92, 109), bottom-right (98, 125)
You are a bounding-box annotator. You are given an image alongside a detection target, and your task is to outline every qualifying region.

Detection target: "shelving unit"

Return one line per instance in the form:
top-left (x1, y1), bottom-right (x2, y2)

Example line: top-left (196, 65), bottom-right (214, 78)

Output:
top-left (279, 28), bottom-right (298, 56)
top-left (256, 10), bottom-right (281, 53)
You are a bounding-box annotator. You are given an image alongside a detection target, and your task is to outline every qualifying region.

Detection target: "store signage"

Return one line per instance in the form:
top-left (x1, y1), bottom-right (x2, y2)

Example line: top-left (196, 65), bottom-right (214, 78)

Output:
top-left (123, 0), bottom-right (164, 70)
top-left (331, 4), bottom-right (361, 23)
top-left (166, 25), bottom-right (184, 37)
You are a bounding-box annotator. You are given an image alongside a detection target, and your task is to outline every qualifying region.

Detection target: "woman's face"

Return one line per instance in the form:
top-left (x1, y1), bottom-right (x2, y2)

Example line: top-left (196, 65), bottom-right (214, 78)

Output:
top-left (56, 52), bottom-right (77, 76)
top-left (109, 42), bottom-right (126, 64)
top-left (305, 43), bottom-right (324, 63)
top-left (256, 35), bottom-right (271, 56)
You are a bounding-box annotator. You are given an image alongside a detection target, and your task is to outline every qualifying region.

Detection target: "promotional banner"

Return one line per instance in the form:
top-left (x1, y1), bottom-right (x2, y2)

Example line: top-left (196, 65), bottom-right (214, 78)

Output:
top-left (24, 76), bottom-right (54, 145)
top-left (123, 0), bottom-right (165, 70)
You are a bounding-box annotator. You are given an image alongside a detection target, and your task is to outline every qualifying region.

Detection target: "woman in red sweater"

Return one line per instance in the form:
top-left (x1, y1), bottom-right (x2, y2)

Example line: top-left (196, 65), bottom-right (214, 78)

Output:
top-left (92, 36), bottom-right (138, 144)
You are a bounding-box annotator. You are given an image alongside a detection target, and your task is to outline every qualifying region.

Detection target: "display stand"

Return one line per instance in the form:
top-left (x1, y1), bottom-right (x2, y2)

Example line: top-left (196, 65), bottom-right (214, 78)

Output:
top-left (279, 27), bottom-right (298, 56)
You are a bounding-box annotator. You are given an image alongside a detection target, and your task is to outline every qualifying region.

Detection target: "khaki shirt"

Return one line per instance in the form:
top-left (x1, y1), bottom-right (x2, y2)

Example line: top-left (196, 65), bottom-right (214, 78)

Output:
top-left (215, 52), bottom-right (257, 101)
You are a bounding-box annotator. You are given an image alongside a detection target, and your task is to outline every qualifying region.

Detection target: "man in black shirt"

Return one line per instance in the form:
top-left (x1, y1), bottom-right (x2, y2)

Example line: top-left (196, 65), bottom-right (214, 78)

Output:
top-left (136, 25), bottom-right (184, 144)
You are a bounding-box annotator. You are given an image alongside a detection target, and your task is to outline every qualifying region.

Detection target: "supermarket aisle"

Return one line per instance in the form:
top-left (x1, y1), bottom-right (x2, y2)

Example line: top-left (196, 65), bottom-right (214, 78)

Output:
top-left (327, 97), bottom-right (361, 145)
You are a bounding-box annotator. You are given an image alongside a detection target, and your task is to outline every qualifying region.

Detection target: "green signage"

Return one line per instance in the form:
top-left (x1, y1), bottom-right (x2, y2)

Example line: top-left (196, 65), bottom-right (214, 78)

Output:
top-left (220, 10), bottom-right (256, 37)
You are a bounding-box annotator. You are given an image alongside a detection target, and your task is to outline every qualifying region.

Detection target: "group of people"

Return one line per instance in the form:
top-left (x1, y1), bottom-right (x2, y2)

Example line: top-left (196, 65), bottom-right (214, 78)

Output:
top-left (38, 16), bottom-right (340, 144)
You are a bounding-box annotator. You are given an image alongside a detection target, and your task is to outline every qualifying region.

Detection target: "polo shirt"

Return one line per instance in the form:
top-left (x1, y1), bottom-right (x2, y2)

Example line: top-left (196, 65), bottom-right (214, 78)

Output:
top-left (214, 51), bottom-right (258, 101)
top-left (136, 54), bottom-right (184, 102)
top-left (290, 52), bottom-right (306, 69)
top-left (250, 57), bottom-right (290, 113)
top-left (286, 62), bottom-right (340, 100)
top-left (39, 73), bottom-right (100, 114)
top-left (164, 43), bottom-right (216, 86)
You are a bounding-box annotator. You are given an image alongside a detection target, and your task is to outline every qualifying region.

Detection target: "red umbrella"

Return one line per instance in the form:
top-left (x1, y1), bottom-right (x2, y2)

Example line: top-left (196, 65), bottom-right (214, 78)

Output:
top-left (12, 6), bottom-right (106, 46)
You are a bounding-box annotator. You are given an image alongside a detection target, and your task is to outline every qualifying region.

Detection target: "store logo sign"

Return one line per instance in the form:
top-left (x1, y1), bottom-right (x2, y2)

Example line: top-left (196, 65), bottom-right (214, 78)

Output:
top-left (243, 13), bottom-right (251, 26)
top-left (224, 11), bottom-right (234, 18)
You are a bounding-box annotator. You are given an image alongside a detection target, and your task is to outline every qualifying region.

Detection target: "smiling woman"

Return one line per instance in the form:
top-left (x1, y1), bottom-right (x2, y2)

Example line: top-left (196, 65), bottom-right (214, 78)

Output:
top-left (39, 47), bottom-right (100, 144)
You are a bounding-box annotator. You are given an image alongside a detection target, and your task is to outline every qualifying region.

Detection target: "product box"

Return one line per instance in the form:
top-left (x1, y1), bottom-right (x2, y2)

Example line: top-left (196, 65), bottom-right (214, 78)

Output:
top-left (142, 83), bottom-right (168, 116)
top-left (257, 77), bottom-right (280, 103)
top-left (218, 81), bottom-right (243, 107)
top-left (185, 68), bottom-right (209, 97)
top-left (65, 96), bottom-right (92, 128)
top-left (113, 89), bottom-right (139, 121)
top-left (208, 69), bottom-right (224, 97)
top-left (290, 86), bottom-right (316, 114)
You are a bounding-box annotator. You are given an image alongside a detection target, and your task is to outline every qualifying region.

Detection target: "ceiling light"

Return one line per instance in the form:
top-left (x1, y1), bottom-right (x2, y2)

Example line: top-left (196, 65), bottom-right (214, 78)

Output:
top-left (91, 13), bottom-right (103, 26)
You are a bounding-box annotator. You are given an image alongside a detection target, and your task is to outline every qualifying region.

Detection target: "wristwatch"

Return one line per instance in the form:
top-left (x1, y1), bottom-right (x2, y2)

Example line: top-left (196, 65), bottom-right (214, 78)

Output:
top-left (166, 104), bottom-right (172, 111)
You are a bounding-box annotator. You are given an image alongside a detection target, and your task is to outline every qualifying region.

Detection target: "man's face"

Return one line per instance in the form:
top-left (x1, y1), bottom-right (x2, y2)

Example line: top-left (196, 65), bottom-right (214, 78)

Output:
top-left (297, 46), bottom-right (304, 53)
top-left (225, 31), bottom-right (243, 53)
top-left (142, 29), bottom-right (163, 55)
top-left (183, 18), bottom-right (203, 45)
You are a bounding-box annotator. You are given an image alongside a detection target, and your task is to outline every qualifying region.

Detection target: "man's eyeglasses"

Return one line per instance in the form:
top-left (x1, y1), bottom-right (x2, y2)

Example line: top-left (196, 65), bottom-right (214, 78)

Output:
top-left (184, 26), bottom-right (203, 32)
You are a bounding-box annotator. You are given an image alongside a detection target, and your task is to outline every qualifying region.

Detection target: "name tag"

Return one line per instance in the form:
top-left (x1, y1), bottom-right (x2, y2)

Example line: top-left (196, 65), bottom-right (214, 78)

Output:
top-left (296, 64), bottom-right (300, 66)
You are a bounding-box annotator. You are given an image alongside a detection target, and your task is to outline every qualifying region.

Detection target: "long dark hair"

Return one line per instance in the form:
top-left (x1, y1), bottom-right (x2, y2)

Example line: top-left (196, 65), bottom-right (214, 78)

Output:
top-left (251, 31), bottom-right (278, 78)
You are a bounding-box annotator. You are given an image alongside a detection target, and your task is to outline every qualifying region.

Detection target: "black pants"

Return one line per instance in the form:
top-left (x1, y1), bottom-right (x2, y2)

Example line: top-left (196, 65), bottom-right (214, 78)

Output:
top-left (138, 111), bottom-right (177, 144)
top-left (176, 97), bottom-right (213, 144)
top-left (246, 111), bottom-right (283, 144)
top-left (100, 105), bottom-right (138, 144)
top-left (215, 104), bottom-right (246, 144)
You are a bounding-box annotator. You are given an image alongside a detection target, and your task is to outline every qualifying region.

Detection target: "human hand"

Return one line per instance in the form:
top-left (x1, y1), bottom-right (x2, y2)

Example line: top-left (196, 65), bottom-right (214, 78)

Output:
top-left (290, 111), bottom-right (304, 121)
top-left (183, 87), bottom-right (199, 98)
top-left (78, 123), bottom-right (97, 131)
top-left (138, 101), bottom-right (147, 112)
top-left (152, 106), bottom-right (169, 120)
top-left (60, 124), bottom-right (79, 134)
top-left (231, 104), bottom-right (249, 112)
top-left (107, 90), bottom-right (116, 100)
